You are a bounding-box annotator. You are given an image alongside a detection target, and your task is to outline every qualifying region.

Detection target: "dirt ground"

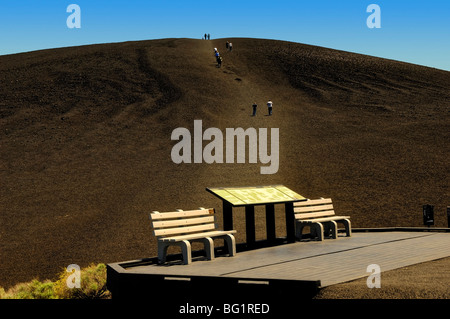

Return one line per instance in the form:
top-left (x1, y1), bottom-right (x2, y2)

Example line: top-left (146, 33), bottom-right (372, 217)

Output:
top-left (315, 256), bottom-right (450, 299)
top-left (0, 38), bottom-right (449, 298)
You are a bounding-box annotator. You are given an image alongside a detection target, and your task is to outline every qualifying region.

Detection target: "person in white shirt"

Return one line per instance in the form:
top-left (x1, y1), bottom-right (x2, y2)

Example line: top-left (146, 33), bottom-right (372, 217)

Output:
top-left (267, 100), bottom-right (273, 115)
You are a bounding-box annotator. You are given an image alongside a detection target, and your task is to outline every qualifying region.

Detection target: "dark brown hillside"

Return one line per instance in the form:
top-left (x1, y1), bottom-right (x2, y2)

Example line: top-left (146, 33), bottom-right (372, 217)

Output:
top-left (0, 38), bottom-right (449, 288)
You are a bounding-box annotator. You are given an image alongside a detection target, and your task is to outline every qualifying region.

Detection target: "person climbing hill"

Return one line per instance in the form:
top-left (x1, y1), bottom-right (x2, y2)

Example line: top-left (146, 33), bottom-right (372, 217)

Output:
top-left (252, 102), bottom-right (257, 116)
top-left (213, 48), bottom-right (222, 67)
top-left (267, 100), bottom-right (273, 115)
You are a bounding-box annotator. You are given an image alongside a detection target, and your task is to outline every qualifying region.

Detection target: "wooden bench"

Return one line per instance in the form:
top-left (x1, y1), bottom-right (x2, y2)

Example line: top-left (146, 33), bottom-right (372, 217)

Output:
top-left (149, 208), bottom-right (236, 265)
top-left (294, 198), bottom-right (351, 241)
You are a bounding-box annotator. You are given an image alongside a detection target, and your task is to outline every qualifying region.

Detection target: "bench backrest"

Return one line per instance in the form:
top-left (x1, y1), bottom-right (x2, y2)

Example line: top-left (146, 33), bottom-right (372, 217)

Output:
top-left (149, 208), bottom-right (216, 238)
top-left (294, 198), bottom-right (335, 220)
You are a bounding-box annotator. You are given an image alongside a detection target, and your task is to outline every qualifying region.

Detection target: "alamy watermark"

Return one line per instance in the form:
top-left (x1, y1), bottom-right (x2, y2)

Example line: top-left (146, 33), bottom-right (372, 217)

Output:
top-left (65, 5), bottom-right (380, 30)
top-left (66, 4), bottom-right (81, 29)
top-left (366, 264), bottom-right (381, 288)
top-left (171, 120), bottom-right (279, 174)
top-left (66, 264), bottom-right (81, 288)
top-left (367, 4), bottom-right (381, 29)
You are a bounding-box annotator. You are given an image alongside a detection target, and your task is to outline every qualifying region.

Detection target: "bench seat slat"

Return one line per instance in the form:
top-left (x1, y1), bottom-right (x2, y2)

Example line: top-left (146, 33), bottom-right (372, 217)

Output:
top-left (159, 230), bottom-right (237, 242)
top-left (294, 204), bottom-right (334, 213)
top-left (153, 223), bottom-right (216, 237)
top-left (295, 210), bottom-right (335, 219)
top-left (294, 198), bottom-right (332, 206)
top-left (150, 209), bottom-right (212, 220)
top-left (152, 216), bottom-right (215, 229)
top-left (296, 216), bottom-right (351, 223)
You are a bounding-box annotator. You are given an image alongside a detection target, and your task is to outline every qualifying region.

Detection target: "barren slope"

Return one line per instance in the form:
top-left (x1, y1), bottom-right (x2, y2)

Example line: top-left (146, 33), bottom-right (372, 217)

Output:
top-left (0, 38), bottom-right (449, 287)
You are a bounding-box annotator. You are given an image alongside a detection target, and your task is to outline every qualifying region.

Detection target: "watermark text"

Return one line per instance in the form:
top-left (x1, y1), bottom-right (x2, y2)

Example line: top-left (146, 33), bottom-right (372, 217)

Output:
top-left (366, 264), bottom-right (381, 288)
top-left (171, 120), bottom-right (279, 174)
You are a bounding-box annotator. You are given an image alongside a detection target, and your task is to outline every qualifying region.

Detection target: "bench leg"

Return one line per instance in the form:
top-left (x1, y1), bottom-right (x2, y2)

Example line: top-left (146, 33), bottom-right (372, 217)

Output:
top-left (328, 221), bottom-right (338, 239)
top-left (197, 237), bottom-right (215, 261)
top-left (180, 240), bottom-right (192, 265)
top-left (158, 240), bottom-right (192, 265)
top-left (342, 219), bottom-right (352, 237)
top-left (223, 234), bottom-right (236, 257)
top-left (311, 223), bottom-right (324, 241)
top-left (157, 242), bottom-right (170, 264)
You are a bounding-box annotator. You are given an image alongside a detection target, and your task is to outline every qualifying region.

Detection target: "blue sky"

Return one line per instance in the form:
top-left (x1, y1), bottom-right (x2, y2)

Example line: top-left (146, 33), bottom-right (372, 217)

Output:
top-left (1, 0), bottom-right (449, 70)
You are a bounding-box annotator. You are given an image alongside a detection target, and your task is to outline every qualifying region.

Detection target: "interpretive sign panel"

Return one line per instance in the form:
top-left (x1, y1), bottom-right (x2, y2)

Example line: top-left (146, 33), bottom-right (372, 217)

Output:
top-left (206, 185), bottom-right (305, 207)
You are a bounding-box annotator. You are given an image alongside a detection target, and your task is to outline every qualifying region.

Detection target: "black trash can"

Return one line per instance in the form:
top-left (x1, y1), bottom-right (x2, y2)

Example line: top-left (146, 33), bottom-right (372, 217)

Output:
top-left (423, 204), bottom-right (434, 226)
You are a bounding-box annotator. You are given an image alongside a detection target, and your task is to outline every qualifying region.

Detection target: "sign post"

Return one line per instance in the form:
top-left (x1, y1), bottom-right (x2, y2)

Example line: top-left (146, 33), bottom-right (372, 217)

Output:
top-left (265, 203), bottom-right (276, 243)
top-left (447, 206), bottom-right (450, 228)
top-left (423, 204), bottom-right (434, 227)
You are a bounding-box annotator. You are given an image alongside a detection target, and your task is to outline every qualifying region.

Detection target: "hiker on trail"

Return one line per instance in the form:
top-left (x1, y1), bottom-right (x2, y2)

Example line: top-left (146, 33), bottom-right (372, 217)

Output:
top-left (267, 100), bottom-right (273, 115)
top-left (229, 42), bottom-right (233, 51)
top-left (208, 33), bottom-right (210, 40)
top-left (226, 41), bottom-right (229, 50)
top-left (252, 102), bottom-right (257, 116)
top-left (205, 33), bottom-right (207, 40)
top-left (214, 49), bottom-right (221, 67)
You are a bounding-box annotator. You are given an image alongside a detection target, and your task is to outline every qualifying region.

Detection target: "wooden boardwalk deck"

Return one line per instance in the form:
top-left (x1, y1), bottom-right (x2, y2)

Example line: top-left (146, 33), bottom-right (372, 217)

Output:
top-left (108, 231), bottom-right (450, 293)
